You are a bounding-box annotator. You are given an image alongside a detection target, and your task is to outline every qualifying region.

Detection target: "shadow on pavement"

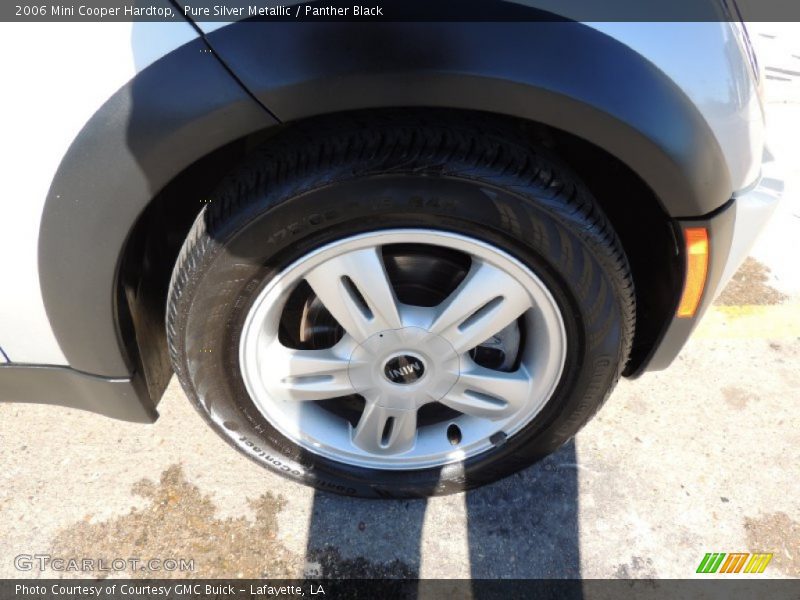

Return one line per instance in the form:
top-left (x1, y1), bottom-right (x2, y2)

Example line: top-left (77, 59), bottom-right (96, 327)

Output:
top-left (304, 441), bottom-right (582, 585)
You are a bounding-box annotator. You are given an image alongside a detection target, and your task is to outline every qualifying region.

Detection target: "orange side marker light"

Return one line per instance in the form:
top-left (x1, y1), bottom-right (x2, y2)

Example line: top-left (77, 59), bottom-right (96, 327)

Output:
top-left (676, 227), bottom-right (709, 318)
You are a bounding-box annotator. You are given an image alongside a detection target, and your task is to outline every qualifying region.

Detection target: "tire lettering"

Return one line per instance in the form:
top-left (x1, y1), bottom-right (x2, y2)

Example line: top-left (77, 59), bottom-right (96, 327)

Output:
top-left (237, 435), bottom-right (303, 476)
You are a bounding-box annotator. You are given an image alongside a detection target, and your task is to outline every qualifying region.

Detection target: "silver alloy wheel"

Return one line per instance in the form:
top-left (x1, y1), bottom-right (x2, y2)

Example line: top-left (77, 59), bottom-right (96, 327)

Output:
top-left (239, 229), bottom-right (567, 470)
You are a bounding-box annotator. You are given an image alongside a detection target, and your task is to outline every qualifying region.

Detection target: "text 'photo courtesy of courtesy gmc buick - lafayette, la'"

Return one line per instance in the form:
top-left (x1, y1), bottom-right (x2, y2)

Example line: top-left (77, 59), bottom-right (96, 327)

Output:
top-left (0, 11), bottom-right (783, 498)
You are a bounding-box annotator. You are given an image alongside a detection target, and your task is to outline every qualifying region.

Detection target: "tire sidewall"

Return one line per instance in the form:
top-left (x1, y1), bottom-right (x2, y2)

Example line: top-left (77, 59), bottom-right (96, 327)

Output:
top-left (171, 173), bottom-right (627, 498)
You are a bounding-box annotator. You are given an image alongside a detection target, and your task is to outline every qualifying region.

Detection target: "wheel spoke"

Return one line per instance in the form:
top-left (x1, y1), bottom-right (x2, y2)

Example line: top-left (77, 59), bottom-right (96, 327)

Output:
top-left (260, 341), bottom-right (353, 402)
top-left (440, 363), bottom-right (532, 420)
top-left (429, 259), bottom-right (532, 353)
top-left (352, 402), bottom-right (417, 455)
top-left (304, 247), bottom-right (402, 343)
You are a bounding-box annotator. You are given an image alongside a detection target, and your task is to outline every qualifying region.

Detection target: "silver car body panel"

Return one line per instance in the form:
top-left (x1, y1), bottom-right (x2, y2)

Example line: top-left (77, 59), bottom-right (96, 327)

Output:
top-left (0, 22), bottom-right (197, 364)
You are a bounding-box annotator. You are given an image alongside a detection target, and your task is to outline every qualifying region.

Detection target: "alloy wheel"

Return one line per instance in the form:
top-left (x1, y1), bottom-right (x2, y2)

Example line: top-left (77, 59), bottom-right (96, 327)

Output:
top-left (239, 229), bottom-right (567, 470)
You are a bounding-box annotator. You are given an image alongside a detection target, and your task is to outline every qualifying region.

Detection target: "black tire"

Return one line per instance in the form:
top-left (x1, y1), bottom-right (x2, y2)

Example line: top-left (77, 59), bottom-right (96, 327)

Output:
top-left (166, 112), bottom-right (635, 498)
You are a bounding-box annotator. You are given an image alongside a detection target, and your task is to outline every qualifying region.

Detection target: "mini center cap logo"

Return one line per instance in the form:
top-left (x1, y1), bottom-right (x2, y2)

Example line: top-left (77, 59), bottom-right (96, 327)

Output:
top-left (383, 355), bottom-right (425, 384)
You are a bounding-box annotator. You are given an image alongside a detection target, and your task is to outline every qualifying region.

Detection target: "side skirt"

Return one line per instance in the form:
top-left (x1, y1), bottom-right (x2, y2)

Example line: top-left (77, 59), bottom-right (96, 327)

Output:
top-left (0, 365), bottom-right (156, 423)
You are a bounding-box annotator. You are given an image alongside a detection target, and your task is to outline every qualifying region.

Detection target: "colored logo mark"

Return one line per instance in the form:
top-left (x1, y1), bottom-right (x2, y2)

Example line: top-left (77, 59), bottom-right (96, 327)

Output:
top-left (696, 552), bottom-right (773, 574)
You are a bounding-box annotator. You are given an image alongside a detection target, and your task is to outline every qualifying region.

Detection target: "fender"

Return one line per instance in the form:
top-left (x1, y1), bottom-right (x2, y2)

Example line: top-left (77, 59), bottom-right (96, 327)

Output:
top-left (39, 21), bottom-right (730, 387)
top-left (38, 37), bottom-right (275, 378)
top-left (203, 20), bottom-right (732, 217)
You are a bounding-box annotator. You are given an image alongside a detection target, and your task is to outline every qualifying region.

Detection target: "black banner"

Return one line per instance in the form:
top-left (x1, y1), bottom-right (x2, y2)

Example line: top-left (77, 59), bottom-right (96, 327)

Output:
top-left (3, 579), bottom-right (800, 600)
top-left (4, 0), bottom-right (800, 23)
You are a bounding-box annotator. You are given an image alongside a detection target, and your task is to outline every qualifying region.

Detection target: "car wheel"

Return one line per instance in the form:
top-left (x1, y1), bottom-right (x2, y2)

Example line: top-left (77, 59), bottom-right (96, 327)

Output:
top-left (166, 113), bottom-right (635, 498)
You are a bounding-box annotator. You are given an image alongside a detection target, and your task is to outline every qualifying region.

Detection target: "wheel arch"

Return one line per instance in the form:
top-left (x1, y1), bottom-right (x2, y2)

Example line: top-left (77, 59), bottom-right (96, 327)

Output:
top-left (39, 24), bottom-right (723, 411)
